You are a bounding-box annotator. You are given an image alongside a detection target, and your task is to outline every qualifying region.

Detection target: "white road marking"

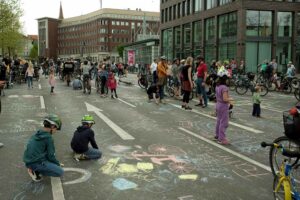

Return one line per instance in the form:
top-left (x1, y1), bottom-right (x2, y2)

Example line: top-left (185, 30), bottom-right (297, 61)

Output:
top-left (8, 95), bottom-right (19, 98)
top-left (51, 177), bottom-right (65, 200)
top-left (117, 98), bottom-right (136, 108)
top-left (133, 84), bottom-right (140, 88)
top-left (40, 96), bottom-right (45, 109)
top-left (63, 168), bottom-right (92, 185)
top-left (38, 84), bottom-right (41, 89)
top-left (85, 102), bottom-right (135, 140)
top-left (91, 87), bottom-right (96, 90)
top-left (169, 103), bottom-right (264, 134)
top-left (178, 127), bottom-right (271, 172)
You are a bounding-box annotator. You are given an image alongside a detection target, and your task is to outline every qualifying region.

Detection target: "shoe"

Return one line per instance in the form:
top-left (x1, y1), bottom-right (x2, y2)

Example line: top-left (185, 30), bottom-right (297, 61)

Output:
top-left (202, 104), bottom-right (207, 108)
top-left (27, 168), bottom-right (42, 182)
top-left (195, 103), bottom-right (203, 107)
top-left (217, 139), bottom-right (230, 145)
top-left (212, 136), bottom-right (218, 141)
top-left (155, 100), bottom-right (159, 105)
top-left (185, 106), bottom-right (192, 110)
top-left (115, 94), bottom-right (118, 98)
top-left (74, 153), bottom-right (87, 161)
top-left (181, 105), bottom-right (186, 108)
top-left (111, 95), bottom-right (114, 99)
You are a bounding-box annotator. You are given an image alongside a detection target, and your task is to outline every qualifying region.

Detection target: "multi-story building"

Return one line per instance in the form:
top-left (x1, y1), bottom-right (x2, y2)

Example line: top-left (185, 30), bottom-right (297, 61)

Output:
top-left (37, 4), bottom-right (160, 62)
top-left (160, 0), bottom-right (300, 72)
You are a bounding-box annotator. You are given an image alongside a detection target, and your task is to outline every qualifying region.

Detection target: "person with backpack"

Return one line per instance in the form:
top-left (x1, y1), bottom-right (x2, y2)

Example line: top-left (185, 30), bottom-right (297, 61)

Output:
top-left (23, 114), bottom-right (64, 182)
top-left (71, 115), bottom-right (102, 161)
top-left (287, 61), bottom-right (296, 78)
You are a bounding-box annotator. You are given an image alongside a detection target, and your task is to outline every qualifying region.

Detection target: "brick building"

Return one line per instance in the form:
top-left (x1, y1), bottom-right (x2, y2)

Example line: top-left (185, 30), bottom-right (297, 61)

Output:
top-left (160, 0), bottom-right (300, 72)
top-left (37, 5), bottom-right (160, 62)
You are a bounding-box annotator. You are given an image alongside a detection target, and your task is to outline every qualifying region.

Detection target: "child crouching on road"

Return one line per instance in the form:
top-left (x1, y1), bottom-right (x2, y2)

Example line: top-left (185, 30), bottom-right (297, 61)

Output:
top-left (252, 85), bottom-right (261, 117)
top-left (71, 115), bottom-right (102, 161)
top-left (23, 114), bottom-right (64, 182)
top-left (107, 71), bottom-right (118, 99)
top-left (147, 83), bottom-right (159, 104)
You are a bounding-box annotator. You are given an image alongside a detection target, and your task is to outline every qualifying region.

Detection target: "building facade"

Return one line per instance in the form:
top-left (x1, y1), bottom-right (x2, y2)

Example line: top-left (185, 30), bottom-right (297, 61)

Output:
top-left (160, 0), bottom-right (300, 72)
top-left (37, 7), bottom-right (160, 62)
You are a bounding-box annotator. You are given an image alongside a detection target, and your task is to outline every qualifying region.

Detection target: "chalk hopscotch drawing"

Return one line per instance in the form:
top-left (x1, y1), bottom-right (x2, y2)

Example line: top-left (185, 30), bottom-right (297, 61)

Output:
top-left (62, 168), bottom-right (92, 185)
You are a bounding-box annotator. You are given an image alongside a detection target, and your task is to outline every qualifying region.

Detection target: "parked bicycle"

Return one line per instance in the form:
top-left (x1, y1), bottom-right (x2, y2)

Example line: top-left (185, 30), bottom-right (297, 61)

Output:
top-left (235, 72), bottom-right (268, 96)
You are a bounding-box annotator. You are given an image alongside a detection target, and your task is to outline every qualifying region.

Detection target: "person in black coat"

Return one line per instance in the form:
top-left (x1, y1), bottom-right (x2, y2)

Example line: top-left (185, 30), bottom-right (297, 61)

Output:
top-left (71, 115), bottom-right (102, 160)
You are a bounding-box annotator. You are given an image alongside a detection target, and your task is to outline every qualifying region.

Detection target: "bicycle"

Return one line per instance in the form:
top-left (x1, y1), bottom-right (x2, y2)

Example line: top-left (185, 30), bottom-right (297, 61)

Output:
top-left (261, 141), bottom-right (300, 200)
top-left (235, 72), bottom-right (268, 96)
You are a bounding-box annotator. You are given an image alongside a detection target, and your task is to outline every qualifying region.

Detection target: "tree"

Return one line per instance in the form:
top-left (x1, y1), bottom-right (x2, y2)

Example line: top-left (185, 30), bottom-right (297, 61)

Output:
top-left (29, 43), bottom-right (38, 61)
top-left (0, 0), bottom-right (23, 57)
top-left (117, 45), bottom-right (124, 58)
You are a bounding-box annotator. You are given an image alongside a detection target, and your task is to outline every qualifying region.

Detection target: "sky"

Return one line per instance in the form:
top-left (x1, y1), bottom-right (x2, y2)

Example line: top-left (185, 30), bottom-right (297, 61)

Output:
top-left (20, 0), bottom-right (160, 35)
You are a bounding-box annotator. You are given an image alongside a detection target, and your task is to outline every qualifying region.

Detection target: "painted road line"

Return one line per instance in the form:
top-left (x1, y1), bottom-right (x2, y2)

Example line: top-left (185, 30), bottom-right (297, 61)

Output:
top-left (40, 96), bottom-right (45, 109)
top-left (169, 103), bottom-right (264, 134)
top-left (51, 177), bottom-right (65, 200)
top-left (85, 102), bottom-right (135, 140)
top-left (178, 127), bottom-right (271, 172)
top-left (38, 84), bottom-right (41, 89)
top-left (133, 84), bottom-right (140, 88)
top-left (92, 87), bottom-right (96, 90)
top-left (118, 98), bottom-right (136, 108)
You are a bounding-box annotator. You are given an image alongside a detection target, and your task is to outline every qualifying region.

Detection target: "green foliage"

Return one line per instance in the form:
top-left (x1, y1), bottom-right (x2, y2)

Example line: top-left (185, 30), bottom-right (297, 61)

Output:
top-left (0, 0), bottom-right (23, 56)
top-left (117, 45), bottom-right (124, 58)
top-left (29, 43), bottom-right (38, 60)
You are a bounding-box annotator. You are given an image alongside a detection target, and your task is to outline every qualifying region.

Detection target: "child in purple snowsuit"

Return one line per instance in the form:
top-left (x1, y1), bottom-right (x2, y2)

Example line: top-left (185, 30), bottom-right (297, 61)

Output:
top-left (214, 74), bottom-right (232, 145)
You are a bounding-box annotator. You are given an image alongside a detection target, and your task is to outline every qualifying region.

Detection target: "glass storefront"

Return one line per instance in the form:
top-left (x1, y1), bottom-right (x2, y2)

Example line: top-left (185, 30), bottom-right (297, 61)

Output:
top-left (162, 29), bottom-right (173, 60)
top-left (246, 42), bottom-right (271, 72)
top-left (277, 12), bottom-right (292, 37)
top-left (193, 21), bottom-right (202, 57)
top-left (205, 17), bottom-right (215, 62)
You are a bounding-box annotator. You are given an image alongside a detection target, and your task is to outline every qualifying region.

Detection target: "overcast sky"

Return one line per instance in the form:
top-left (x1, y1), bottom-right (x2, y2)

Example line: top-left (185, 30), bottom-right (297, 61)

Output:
top-left (20, 0), bottom-right (160, 35)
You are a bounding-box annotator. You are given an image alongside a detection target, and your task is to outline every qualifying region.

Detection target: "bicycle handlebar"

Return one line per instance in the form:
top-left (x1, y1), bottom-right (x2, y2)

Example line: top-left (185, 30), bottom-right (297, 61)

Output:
top-left (261, 142), bottom-right (300, 158)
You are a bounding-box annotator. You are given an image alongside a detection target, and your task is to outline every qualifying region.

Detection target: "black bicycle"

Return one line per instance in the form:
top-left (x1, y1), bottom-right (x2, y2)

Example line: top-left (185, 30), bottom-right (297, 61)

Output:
top-left (235, 72), bottom-right (268, 96)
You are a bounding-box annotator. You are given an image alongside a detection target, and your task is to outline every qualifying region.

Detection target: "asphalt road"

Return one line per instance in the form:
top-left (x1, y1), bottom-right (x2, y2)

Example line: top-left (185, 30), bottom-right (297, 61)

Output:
top-left (0, 73), bottom-right (297, 200)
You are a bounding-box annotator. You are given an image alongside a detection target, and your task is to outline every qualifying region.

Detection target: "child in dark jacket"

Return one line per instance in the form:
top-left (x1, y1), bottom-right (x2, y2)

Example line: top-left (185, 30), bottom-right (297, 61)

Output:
top-left (23, 114), bottom-right (63, 182)
top-left (71, 115), bottom-right (102, 161)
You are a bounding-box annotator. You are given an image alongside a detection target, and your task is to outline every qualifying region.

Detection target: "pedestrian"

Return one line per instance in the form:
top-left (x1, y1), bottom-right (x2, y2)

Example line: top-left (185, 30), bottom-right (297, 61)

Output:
top-left (99, 65), bottom-right (108, 97)
top-left (286, 61), bottom-right (296, 78)
top-left (150, 59), bottom-right (158, 84)
top-left (157, 56), bottom-right (168, 104)
top-left (172, 58), bottom-right (181, 99)
top-left (181, 57), bottom-right (194, 110)
top-left (252, 85), bottom-right (261, 118)
top-left (195, 56), bottom-right (208, 108)
top-left (23, 114), bottom-right (64, 182)
top-left (214, 71), bottom-right (233, 145)
top-left (49, 68), bottom-right (56, 94)
top-left (25, 61), bottom-right (34, 89)
top-left (71, 115), bottom-right (102, 161)
top-left (107, 71), bottom-right (118, 99)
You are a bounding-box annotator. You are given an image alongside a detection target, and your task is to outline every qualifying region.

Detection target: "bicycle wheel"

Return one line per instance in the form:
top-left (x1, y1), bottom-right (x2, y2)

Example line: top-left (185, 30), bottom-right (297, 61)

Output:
top-left (236, 85), bottom-right (248, 95)
top-left (228, 79), bottom-right (236, 91)
top-left (273, 175), bottom-right (292, 200)
top-left (294, 89), bottom-right (300, 101)
top-left (282, 84), bottom-right (292, 94)
top-left (259, 84), bottom-right (268, 97)
top-left (269, 136), bottom-right (300, 176)
top-left (167, 87), bottom-right (175, 97)
top-left (291, 78), bottom-right (299, 89)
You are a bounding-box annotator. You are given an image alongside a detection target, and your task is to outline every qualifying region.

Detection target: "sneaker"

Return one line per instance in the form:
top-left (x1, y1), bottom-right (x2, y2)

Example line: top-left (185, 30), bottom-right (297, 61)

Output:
top-left (195, 103), bottom-right (203, 107)
top-left (115, 94), bottom-right (118, 98)
top-left (212, 136), bottom-right (218, 141)
top-left (74, 153), bottom-right (87, 161)
top-left (217, 139), bottom-right (230, 145)
top-left (181, 105), bottom-right (186, 109)
top-left (27, 168), bottom-right (42, 182)
top-left (202, 104), bottom-right (207, 108)
top-left (111, 95), bottom-right (114, 99)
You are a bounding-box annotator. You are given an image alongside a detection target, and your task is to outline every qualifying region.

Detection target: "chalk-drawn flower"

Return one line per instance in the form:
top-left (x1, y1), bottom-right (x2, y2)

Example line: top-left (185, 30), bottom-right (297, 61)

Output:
top-left (148, 144), bottom-right (186, 156)
top-left (168, 162), bottom-right (196, 174)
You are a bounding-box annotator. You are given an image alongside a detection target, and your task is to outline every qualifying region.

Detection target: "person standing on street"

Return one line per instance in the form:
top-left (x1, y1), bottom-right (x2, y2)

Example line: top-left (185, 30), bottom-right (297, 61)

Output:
top-left (0, 80), bottom-right (4, 148)
top-left (214, 71), bottom-right (232, 145)
top-left (195, 56), bottom-right (208, 108)
top-left (25, 61), bottom-right (34, 89)
top-left (172, 58), bottom-right (181, 99)
top-left (49, 68), bottom-right (56, 94)
top-left (71, 115), bottom-right (102, 161)
top-left (252, 85), bottom-right (261, 118)
top-left (157, 56), bottom-right (168, 104)
top-left (107, 71), bottom-right (118, 99)
top-left (181, 57), bottom-right (194, 110)
top-left (23, 114), bottom-right (64, 182)
top-left (150, 59), bottom-right (158, 84)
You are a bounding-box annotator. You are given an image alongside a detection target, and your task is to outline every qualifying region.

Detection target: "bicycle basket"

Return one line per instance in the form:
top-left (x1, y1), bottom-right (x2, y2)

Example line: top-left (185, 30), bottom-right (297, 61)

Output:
top-left (283, 111), bottom-right (300, 141)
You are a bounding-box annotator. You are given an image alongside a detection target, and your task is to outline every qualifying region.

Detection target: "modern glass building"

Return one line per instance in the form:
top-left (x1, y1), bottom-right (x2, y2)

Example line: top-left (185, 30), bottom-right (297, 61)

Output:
top-left (160, 0), bottom-right (300, 72)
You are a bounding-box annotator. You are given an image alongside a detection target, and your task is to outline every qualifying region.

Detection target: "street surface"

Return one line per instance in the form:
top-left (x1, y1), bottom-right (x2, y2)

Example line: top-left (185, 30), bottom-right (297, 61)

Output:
top-left (0, 73), bottom-right (297, 200)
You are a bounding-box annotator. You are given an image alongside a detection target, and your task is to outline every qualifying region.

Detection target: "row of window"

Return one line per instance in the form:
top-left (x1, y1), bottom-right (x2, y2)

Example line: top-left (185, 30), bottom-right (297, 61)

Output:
top-left (58, 37), bottom-right (130, 48)
top-left (58, 46), bottom-right (108, 55)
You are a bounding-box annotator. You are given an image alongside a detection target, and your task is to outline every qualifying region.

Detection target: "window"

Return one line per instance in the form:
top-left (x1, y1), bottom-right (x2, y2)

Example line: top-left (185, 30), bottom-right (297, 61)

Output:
top-left (206, 0), bottom-right (217, 10)
top-left (246, 10), bottom-right (272, 37)
top-left (219, 0), bottom-right (231, 6)
top-left (193, 21), bottom-right (202, 44)
top-left (183, 23), bottom-right (191, 46)
top-left (169, 6), bottom-right (172, 21)
top-left (194, 0), bottom-right (203, 12)
top-left (175, 26), bottom-right (181, 46)
top-left (182, 1), bottom-right (185, 17)
top-left (277, 12), bottom-right (292, 37)
top-left (205, 17), bottom-right (215, 41)
top-left (178, 3), bottom-right (181, 18)
top-left (161, 9), bottom-right (164, 23)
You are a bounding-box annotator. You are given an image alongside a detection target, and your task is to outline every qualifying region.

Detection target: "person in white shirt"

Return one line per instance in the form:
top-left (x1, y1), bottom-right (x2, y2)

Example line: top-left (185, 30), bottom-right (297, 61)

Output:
top-left (150, 59), bottom-right (158, 84)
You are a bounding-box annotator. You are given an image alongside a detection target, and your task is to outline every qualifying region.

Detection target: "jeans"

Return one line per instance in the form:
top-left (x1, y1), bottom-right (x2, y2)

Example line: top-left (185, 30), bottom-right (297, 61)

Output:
top-left (27, 76), bottom-right (33, 88)
top-left (196, 78), bottom-right (208, 106)
top-left (27, 161), bottom-right (64, 177)
top-left (84, 147), bottom-right (102, 159)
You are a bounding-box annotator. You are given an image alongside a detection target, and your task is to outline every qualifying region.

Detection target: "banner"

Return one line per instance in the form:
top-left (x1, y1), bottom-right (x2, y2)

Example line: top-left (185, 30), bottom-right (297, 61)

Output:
top-left (128, 50), bottom-right (135, 66)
